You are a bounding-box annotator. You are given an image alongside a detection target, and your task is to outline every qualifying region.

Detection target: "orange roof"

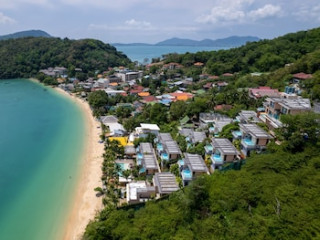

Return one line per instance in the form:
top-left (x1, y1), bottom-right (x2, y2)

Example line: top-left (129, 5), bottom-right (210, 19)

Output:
top-left (170, 92), bottom-right (193, 101)
top-left (138, 92), bottom-right (150, 97)
top-left (109, 82), bottom-right (118, 86)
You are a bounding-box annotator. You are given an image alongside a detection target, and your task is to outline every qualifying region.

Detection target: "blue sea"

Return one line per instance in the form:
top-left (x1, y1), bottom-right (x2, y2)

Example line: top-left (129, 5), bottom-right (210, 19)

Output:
top-left (0, 79), bottom-right (85, 240)
top-left (114, 45), bottom-right (227, 63)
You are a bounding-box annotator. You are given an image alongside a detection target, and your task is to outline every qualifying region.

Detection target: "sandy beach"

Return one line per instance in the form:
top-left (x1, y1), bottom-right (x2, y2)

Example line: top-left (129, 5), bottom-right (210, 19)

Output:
top-left (52, 87), bottom-right (104, 240)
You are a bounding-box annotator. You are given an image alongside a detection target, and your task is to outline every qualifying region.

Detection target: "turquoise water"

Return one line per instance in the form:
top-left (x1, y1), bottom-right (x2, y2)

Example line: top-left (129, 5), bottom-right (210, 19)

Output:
top-left (114, 45), bottom-right (227, 63)
top-left (0, 79), bottom-right (85, 240)
top-left (182, 169), bottom-right (192, 179)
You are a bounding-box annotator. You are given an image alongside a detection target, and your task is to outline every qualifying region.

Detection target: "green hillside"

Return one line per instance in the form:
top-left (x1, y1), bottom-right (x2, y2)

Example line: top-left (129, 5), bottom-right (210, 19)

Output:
top-left (0, 37), bottom-right (131, 79)
top-left (84, 113), bottom-right (320, 240)
top-left (163, 27), bottom-right (320, 75)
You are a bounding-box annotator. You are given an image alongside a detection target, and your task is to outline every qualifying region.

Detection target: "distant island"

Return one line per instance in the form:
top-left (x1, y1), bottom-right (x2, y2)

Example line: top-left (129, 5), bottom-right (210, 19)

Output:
top-left (113, 36), bottom-right (260, 47)
top-left (0, 30), bottom-right (52, 40)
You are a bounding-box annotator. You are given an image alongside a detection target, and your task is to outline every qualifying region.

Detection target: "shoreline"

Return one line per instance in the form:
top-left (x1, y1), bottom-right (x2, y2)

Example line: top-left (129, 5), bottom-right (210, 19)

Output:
top-left (50, 86), bottom-right (104, 239)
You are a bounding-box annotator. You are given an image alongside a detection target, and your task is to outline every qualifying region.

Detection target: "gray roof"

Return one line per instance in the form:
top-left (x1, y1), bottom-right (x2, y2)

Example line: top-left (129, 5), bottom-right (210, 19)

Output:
top-left (279, 98), bottom-right (311, 110)
top-left (179, 128), bottom-right (193, 137)
top-left (238, 110), bottom-right (261, 123)
top-left (199, 112), bottom-right (232, 122)
top-left (211, 138), bottom-right (239, 155)
top-left (192, 131), bottom-right (206, 143)
top-left (125, 145), bottom-right (136, 155)
top-left (179, 129), bottom-right (206, 143)
top-left (240, 124), bottom-right (273, 139)
top-left (164, 140), bottom-right (181, 155)
top-left (140, 143), bottom-right (154, 154)
top-left (153, 172), bottom-right (179, 194)
top-left (214, 121), bottom-right (232, 133)
top-left (184, 153), bottom-right (208, 173)
top-left (100, 115), bottom-right (118, 125)
top-left (158, 133), bottom-right (173, 142)
top-left (142, 154), bottom-right (159, 170)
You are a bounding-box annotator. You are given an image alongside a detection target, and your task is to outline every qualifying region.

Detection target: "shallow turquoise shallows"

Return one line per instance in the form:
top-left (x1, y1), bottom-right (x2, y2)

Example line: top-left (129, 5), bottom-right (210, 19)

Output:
top-left (0, 79), bottom-right (85, 240)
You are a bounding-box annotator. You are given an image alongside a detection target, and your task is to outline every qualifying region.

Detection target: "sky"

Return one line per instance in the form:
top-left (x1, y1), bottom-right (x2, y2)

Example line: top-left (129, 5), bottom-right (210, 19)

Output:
top-left (0, 0), bottom-right (320, 43)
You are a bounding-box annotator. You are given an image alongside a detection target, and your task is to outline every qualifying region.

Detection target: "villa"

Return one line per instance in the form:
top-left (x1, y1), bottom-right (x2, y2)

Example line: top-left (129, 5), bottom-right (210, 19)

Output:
top-left (135, 123), bottom-right (160, 138)
top-left (155, 133), bottom-right (181, 162)
top-left (153, 172), bottom-right (179, 197)
top-left (126, 181), bottom-right (156, 205)
top-left (179, 153), bottom-right (209, 186)
top-left (207, 138), bottom-right (240, 171)
top-left (136, 143), bottom-right (160, 175)
top-left (237, 124), bottom-right (273, 157)
top-left (236, 110), bottom-right (261, 124)
top-left (179, 129), bottom-right (206, 145)
top-left (199, 112), bottom-right (232, 127)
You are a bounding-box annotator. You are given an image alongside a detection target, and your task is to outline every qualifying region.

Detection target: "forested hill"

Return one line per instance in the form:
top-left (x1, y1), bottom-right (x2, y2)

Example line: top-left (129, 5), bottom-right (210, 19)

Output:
top-left (0, 30), bottom-right (51, 40)
top-left (0, 37), bottom-right (131, 79)
top-left (163, 27), bottom-right (320, 75)
top-left (84, 113), bottom-right (320, 240)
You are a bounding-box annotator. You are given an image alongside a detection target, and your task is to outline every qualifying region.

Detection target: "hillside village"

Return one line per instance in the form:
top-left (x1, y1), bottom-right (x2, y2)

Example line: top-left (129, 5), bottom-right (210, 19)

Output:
top-left (39, 59), bottom-right (316, 206)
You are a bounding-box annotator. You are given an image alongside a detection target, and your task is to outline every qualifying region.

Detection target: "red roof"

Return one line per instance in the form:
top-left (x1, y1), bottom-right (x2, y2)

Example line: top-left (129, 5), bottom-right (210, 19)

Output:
top-left (222, 73), bottom-right (233, 77)
top-left (120, 92), bottom-right (128, 97)
top-left (214, 104), bottom-right (233, 111)
top-left (293, 72), bottom-right (312, 80)
top-left (142, 96), bottom-right (157, 102)
top-left (249, 86), bottom-right (280, 98)
top-left (203, 82), bottom-right (212, 89)
top-left (209, 75), bottom-right (219, 80)
top-left (130, 89), bottom-right (143, 94)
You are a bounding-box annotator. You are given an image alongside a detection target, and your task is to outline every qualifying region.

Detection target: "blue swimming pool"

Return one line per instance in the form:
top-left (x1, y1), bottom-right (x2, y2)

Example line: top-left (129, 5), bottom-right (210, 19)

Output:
top-left (182, 169), bottom-right (192, 179)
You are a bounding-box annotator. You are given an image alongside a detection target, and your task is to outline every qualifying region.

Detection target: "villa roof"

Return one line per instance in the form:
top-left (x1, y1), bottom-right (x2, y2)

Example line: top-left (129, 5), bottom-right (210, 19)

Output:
top-left (211, 138), bottom-right (239, 155)
top-left (238, 110), bottom-right (261, 123)
top-left (163, 140), bottom-right (181, 155)
top-left (125, 145), bottom-right (136, 155)
top-left (179, 128), bottom-right (193, 137)
top-left (158, 133), bottom-right (173, 142)
top-left (184, 153), bottom-right (208, 173)
top-left (240, 124), bottom-right (273, 139)
top-left (142, 154), bottom-right (159, 170)
top-left (153, 172), bottom-right (179, 194)
top-left (140, 142), bottom-right (154, 154)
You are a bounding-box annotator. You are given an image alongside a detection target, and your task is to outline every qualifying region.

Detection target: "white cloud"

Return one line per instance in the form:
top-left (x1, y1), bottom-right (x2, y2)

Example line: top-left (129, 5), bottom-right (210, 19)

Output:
top-left (0, 12), bottom-right (15, 24)
top-left (196, 1), bottom-right (282, 25)
top-left (248, 4), bottom-right (281, 20)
